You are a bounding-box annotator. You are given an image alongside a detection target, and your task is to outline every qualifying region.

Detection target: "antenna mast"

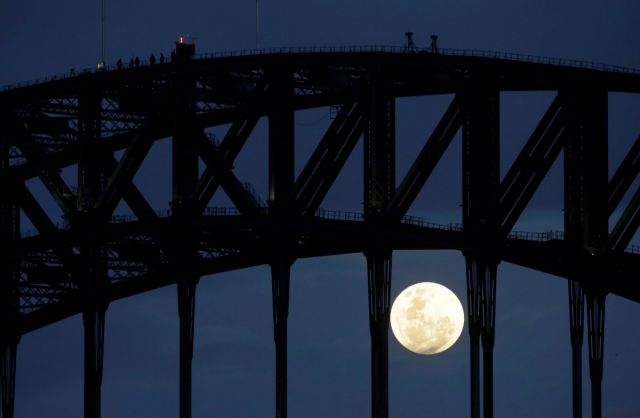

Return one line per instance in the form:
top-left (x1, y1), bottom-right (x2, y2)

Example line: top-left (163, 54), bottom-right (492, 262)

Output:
top-left (256, 0), bottom-right (260, 49)
top-left (100, 0), bottom-right (106, 67)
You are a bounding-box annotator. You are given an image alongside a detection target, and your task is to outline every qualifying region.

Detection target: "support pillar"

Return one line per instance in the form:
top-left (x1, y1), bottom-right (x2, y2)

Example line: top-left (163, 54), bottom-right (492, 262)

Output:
top-left (366, 249), bottom-right (391, 418)
top-left (177, 251), bottom-right (197, 418)
top-left (1, 342), bottom-right (17, 418)
top-left (462, 83), bottom-right (500, 418)
top-left (481, 263), bottom-right (497, 418)
top-left (363, 66), bottom-right (395, 418)
top-left (172, 71), bottom-right (201, 418)
top-left (563, 87), bottom-right (608, 418)
top-left (270, 248), bottom-right (291, 418)
top-left (465, 258), bottom-right (497, 418)
top-left (82, 303), bottom-right (105, 418)
top-left (465, 258), bottom-right (481, 418)
top-left (267, 68), bottom-right (294, 418)
top-left (586, 291), bottom-right (605, 418)
top-left (568, 280), bottom-right (584, 418)
top-left (78, 221), bottom-right (107, 418)
top-left (0, 129), bottom-right (20, 418)
top-left (77, 91), bottom-right (108, 418)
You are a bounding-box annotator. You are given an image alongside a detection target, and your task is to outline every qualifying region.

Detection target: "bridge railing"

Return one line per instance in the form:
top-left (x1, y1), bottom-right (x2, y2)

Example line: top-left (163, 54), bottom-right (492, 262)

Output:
top-left (506, 230), bottom-right (565, 242)
top-left (18, 207), bottom-right (640, 254)
top-left (3, 46), bottom-right (639, 92)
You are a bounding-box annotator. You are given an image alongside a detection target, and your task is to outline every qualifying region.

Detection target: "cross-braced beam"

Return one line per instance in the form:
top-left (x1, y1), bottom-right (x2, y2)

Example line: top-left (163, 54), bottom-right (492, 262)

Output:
top-left (95, 97), bottom-right (169, 220)
top-left (189, 81), bottom-right (267, 214)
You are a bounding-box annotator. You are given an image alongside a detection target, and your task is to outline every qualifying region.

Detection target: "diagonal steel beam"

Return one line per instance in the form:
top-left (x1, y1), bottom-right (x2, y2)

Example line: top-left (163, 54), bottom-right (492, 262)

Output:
top-left (388, 94), bottom-right (463, 218)
top-left (192, 130), bottom-right (263, 215)
top-left (25, 161), bottom-right (77, 217)
top-left (188, 83), bottom-right (270, 215)
top-left (293, 101), bottom-right (364, 216)
top-left (94, 99), bottom-right (168, 219)
top-left (5, 114), bottom-right (78, 217)
top-left (14, 182), bottom-right (78, 282)
top-left (608, 135), bottom-right (640, 216)
top-left (498, 94), bottom-right (565, 236)
top-left (15, 182), bottom-right (63, 237)
top-left (101, 154), bottom-right (158, 222)
top-left (607, 185), bottom-right (640, 251)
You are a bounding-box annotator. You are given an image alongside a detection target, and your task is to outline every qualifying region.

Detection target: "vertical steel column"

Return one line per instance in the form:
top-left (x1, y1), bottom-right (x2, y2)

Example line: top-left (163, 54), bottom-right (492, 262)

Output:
top-left (568, 280), bottom-right (584, 418)
top-left (462, 85), bottom-right (500, 418)
top-left (270, 248), bottom-right (291, 418)
top-left (176, 246), bottom-right (197, 418)
top-left (366, 248), bottom-right (392, 418)
top-left (586, 291), bottom-right (605, 418)
top-left (464, 258), bottom-right (497, 418)
top-left (465, 258), bottom-right (481, 418)
top-left (0, 133), bottom-right (20, 418)
top-left (78, 91), bottom-right (107, 418)
top-left (481, 263), bottom-right (497, 417)
top-left (268, 68), bottom-right (294, 418)
top-left (563, 88), bottom-right (608, 418)
top-left (82, 299), bottom-right (105, 418)
top-left (1, 343), bottom-right (17, 418)
top-left (363, 67), bottom-right (395, 418)
top-left (172, 72), bottom-right (200, 418)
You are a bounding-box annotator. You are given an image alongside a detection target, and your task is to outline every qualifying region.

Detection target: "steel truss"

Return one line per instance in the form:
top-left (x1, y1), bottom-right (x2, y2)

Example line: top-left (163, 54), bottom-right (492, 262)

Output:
top-left (1, 50), bottom-right (640, 418)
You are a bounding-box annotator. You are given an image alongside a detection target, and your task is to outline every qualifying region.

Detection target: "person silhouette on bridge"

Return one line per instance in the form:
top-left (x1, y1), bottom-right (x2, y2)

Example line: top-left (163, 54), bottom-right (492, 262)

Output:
top-left (405, 31), bottom-right (416, 52)
top-left (160, 53), bottom-right (165, 64)
top-left (430, 34), bottom-right (439, 54)
top-left (117, 58), bottom-right (123, 70)
top-left (150, 53), bottom-right (156, 65)
top-left (134, 56), bottom-right (140, 67)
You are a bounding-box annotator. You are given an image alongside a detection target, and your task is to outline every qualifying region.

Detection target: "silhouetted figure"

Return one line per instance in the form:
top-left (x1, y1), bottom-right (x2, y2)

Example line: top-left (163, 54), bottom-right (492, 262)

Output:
top-left (405, 31), bottom-right (416, 52)
top-left (430, 34), bottom-right (439, 54)
top-left (70, 68), bottom-right (75, 75)
top-left (160, 53), bottom-right (165, 64)
top-left (134, 56), bottom-right (140, 67)
top-left (150, 53), bottom-right (156, 65)
top-left (171, 51), bottom-right (176, 62)
top-left (129, 58), bottom-right (134, 68)
top-left (117, 58), bottom-right (123, 70)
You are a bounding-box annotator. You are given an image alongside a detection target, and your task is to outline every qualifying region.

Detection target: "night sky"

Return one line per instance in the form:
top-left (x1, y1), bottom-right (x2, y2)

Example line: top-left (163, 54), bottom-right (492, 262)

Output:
top-left (2, 1), bottom-right (640, 417)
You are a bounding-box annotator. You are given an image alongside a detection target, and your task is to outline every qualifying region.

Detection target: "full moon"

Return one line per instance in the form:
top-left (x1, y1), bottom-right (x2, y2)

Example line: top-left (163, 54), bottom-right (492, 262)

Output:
top-left (390, 282), bottom-right (465, 355)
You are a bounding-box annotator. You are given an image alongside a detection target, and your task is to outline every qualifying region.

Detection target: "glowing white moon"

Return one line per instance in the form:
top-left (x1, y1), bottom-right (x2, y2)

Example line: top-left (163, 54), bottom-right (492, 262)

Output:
top-left (390, 282), bottom-right (464, 355)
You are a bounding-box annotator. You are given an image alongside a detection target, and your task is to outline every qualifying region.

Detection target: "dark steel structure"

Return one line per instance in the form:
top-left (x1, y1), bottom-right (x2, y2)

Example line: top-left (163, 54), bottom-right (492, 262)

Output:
top-left (1, 45), bottom-right (640, 418)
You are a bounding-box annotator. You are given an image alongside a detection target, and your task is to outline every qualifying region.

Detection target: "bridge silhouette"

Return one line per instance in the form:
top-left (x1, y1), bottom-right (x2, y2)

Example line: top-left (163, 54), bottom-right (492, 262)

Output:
top-left (1, 43), bottom-right (640, 418)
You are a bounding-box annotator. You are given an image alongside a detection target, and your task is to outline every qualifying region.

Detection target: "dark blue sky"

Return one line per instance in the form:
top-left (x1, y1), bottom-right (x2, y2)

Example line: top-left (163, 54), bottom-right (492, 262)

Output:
top-left (3, 1), bottom-right (640, 417)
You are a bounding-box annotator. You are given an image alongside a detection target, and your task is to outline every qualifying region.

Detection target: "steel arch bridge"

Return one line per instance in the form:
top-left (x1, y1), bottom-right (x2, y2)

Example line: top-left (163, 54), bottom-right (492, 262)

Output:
top-left (1, 44), bottom-right (640, 418)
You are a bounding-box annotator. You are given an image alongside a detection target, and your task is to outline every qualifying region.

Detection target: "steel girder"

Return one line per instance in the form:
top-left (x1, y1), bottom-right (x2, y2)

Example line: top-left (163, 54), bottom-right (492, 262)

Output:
top-left (0, 51), bottom-right (639, 418)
